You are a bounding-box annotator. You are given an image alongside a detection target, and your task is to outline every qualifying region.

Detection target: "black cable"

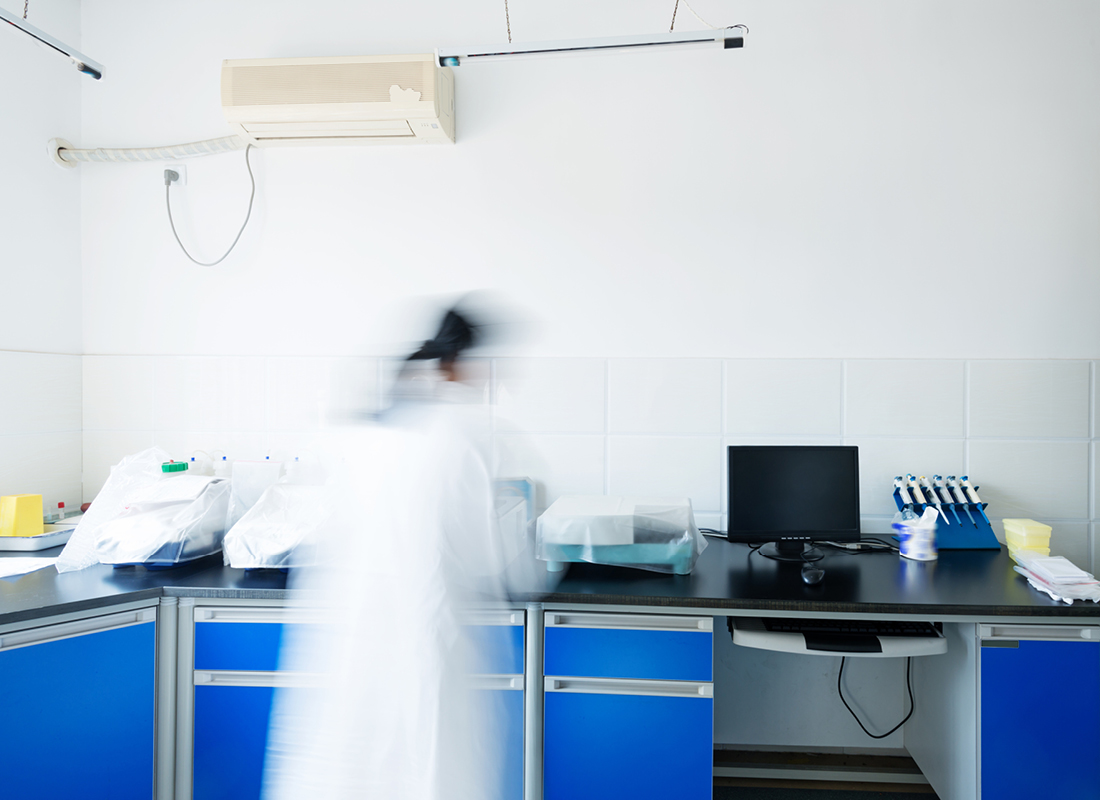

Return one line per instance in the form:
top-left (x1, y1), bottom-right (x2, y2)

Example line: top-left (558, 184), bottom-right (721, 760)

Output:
top-left (838, 656), bottom-right (914, 739)
top-left (166, 144), bottom-right (255, 266)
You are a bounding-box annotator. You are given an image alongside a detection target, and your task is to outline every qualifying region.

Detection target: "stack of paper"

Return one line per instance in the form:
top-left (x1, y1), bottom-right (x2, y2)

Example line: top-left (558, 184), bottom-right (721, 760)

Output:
top-left (1013, 551), bottom-right (1100, 604)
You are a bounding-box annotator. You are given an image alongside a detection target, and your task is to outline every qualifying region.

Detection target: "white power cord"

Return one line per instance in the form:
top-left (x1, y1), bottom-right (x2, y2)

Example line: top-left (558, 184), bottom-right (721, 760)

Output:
top-left (164, 144), bottom-right (255, 267)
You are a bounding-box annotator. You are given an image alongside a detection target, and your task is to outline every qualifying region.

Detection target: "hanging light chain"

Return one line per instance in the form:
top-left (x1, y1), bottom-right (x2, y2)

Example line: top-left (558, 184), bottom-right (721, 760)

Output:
top-left (504, 0), bottom-right (512, 43)
top-left (24, 0), bottom-right (29, 20)
top-left (669, 0), bottom-right (680, 32)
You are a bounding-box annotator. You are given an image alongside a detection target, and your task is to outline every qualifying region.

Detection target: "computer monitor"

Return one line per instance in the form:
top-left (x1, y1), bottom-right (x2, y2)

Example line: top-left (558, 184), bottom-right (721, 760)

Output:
top-left (727, 445), bottom-right (861, 561)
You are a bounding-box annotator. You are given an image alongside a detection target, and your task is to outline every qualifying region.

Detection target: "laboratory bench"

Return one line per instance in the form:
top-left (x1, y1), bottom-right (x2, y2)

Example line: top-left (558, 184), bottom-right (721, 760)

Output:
top-left (1, 542), bottom-right (1098, 800)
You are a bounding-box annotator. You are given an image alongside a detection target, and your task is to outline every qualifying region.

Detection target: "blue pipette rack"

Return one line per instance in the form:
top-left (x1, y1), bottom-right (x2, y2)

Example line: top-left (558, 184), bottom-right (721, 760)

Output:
top-left (891, 477), bottom-right (1001, 550)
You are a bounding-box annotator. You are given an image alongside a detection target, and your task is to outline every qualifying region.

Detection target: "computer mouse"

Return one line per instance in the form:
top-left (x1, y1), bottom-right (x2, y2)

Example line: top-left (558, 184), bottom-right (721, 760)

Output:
top-left (801, 564), bottom-right (825, 585)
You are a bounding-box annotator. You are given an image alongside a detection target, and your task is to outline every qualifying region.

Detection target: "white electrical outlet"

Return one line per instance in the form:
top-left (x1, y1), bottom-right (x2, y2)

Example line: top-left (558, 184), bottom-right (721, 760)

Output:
top-left (163, 163), bottom-right (187, 186)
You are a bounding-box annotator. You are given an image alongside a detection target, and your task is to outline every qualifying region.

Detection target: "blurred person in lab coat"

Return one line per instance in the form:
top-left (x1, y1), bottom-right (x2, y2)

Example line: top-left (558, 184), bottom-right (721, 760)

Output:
top-left (263, 302), bottom-right (518, 800)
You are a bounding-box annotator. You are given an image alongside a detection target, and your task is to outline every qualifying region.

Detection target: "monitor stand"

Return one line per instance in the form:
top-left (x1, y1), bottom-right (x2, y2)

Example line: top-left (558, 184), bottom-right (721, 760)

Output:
top-left (758, 540), bottom-right (824, 563)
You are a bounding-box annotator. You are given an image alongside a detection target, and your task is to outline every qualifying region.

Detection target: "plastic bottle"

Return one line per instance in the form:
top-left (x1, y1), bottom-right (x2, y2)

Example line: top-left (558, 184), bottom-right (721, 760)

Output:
top-left (162, 461), bottom-right (189, 477)
top-left (214, 456), bottom-right (232, 479)
top-left (188, 454), bottom-right (214, 476)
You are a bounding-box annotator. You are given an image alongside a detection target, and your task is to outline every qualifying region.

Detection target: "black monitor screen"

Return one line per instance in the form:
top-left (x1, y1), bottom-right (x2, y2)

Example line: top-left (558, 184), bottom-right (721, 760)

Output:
top-left (727, 446), bottom-right (860, 543)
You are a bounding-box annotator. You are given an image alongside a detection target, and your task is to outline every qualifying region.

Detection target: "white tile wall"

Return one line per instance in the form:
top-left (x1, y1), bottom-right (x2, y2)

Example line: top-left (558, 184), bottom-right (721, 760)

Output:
top-left (0, 352), bottom-right (82, 514)
top-left (80, 355), bottom-right (369, 499)
top-left (82, 430), bottom-right (155, 502)
top-left (495, 358), bottom-right (605, 434)
top-left (1043, 521), bottom-right (1089, 568)
top-left (494, 434), bottom-right (605, 510)
top-left (1093, 441), bottom-right (1099, 520)
top-left (1093, 522), bottom-right (1099, 579)
top-left (608, 359), bottom-right (722, 434)
top-left (608, 436), bottom-right (723, 512)
top-left (265, 357), bottom-right (332, 433)
top-left (968, 440), bottom-right (1089, 520)
top-left (0, 432), bottom-right (82, 515)
top-left (726, 360), bottom-right (842, 436)
top-left (845, 438), bottom-right (966, 518)
top-left (1093, 361), bottom-right (1098, 438)
top-left (846, 360), bottom-right (966, 437)
top-left (83, 355), bottom-right (154, 431)
top-left (0, 352), bottom-right (81, 435)
top-left (75, 356), bottom-right (1100, 569)
top-left (155, 356), bottom-right (266, 432)
top-left (969, 360), bottom-right (1090, 438)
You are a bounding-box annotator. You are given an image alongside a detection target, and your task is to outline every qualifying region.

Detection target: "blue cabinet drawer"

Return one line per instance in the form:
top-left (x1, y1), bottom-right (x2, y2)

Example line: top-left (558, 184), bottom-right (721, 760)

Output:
top-left (466, 621), bottom-right (525, 675)
top-left (544, 613), bottom-right (713, 681)
top-left (544, 689), bottom-right (713, 800)
top-left (0, 610), bottom-right (157, 800)
top-left (981, 638), bottom-right (1100, 799)
top-left (473, 682), bottom-right (525, 800)
top-left (193, 685), bottom-right (276, 800)
top-left (195, 621), bottom-right (288, 671)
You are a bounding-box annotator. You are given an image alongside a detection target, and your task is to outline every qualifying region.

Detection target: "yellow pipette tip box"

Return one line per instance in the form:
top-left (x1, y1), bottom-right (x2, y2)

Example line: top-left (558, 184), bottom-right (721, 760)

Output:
top-left (0, 495), bottom-right (45, 538)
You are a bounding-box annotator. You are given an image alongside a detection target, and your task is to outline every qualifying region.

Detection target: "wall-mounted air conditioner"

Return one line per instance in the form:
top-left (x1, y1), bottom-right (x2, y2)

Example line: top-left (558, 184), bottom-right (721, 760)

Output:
top-left (220, 53), bottom-right (454, 146)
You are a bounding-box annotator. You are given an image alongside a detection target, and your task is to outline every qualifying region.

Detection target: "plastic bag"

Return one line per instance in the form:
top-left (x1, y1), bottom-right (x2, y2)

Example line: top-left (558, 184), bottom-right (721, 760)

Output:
top-left (536, 495), bottom-right (706, 574)
top-left (225, 460), bottom-right (284, 531)
top-left (94, 475), bottom-right (231, 565)
top-left (56, 447), bottom-right (171, 573)
top-left (893, 506), bottom-right (939, 561)
top-left (223, 484), bottom-right (333, 569)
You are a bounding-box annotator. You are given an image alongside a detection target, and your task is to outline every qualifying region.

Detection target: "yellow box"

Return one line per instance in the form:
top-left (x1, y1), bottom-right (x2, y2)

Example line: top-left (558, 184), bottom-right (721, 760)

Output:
top-left (1003, 518), bottom-right (1052, 546)
top-left (0, 494), bottom-right (45, 538)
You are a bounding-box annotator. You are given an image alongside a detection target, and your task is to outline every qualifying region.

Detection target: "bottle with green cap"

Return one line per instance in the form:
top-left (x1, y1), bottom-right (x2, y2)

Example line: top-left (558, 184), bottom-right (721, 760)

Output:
top-left (162, 461), bottom-right (189, 475)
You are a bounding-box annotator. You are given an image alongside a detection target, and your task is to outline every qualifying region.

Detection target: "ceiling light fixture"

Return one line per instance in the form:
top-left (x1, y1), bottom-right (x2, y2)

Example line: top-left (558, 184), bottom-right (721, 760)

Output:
top-left (437, 26), bottom-right (746, 67)
top-left (0, 5), bottom-right (104, 79)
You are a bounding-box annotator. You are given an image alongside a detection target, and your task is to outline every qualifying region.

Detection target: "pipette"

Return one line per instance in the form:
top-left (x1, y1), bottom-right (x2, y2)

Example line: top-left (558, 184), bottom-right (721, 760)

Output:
top-left (946, 476), bottom-right (977, 526)
top-left (933, 475), bottom-right (963, 526)
top-left (919, 475), bottom-right (948, 524)
top-left (894, 476), bottom-right (914, 511)
top-left (960, 476), bottom-right (992, 526)
top-left (906, 474), bottom-right (927, 507)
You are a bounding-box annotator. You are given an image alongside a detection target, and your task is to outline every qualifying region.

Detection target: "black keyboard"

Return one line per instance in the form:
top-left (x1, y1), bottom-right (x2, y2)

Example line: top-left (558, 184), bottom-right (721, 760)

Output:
top-left (763, 618), bottom-right (940, 638)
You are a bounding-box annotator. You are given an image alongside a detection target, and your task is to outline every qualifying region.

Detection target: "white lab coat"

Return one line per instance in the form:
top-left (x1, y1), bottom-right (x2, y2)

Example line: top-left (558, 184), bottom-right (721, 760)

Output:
top-left (263, 385), bottom-right (512, 800)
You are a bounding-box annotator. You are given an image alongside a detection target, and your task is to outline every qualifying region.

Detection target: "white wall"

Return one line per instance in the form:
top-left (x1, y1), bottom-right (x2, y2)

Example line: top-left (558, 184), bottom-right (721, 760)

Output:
top-left (0, 0), bottom-right (84, 515)
top-left (79, 0), bottom-right (1100, 358)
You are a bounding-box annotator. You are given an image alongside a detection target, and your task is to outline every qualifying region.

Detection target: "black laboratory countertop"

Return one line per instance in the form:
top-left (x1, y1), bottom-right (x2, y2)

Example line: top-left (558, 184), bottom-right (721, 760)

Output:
top-left (2, 539), bottom-right (1098, 628)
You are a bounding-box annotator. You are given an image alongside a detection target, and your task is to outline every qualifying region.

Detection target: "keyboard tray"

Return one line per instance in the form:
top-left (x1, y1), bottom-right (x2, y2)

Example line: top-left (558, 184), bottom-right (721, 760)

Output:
top-left (729, 617), bottom-right (947, 658)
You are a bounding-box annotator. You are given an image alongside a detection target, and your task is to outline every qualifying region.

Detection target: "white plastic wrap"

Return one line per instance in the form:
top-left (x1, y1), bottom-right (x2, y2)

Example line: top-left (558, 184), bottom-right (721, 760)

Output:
top-left (225, 460), bottom-right (284, 531)
top-left (536, 495), bottom-right (706, 574)
top-left (892, 506), bottom-right (939, 561)
top-left (1012, 551), bottom-right (1100, 604)
top-left (93, 475), bottom-right (230, 565)
top-left (222, 484), bottom-right (333, 569)
top-left (56, 447), bottom-right (171, 573)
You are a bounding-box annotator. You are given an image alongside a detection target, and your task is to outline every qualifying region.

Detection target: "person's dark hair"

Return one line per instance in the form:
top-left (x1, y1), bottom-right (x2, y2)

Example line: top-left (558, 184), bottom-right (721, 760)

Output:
top-left (406, 308), bottom-right (477, 366)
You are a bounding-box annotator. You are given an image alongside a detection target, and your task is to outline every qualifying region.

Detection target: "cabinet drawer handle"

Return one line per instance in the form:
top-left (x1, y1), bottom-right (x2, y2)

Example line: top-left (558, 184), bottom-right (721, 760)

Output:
top-left (544, 675), bottom-right (712, 698)
top-left (194, 607), bottom-right (325, 625)
top-left (0, 607), bottom-right (156, 652)
top-left (460, 611), bottom-right (525, 627)
top-left (193, 669), bottom-right (321, 688)
top-left (545, 613), bottom-right (712, 633)
top-left (979, 625), bottom-right (1100, 642)
top-left (470, 674), bottom-right (525, 691)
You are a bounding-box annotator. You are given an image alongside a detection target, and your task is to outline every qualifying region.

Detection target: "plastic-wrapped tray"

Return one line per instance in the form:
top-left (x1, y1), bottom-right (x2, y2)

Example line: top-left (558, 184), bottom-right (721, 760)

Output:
top-left (536, 495), bottom-right (705, 575)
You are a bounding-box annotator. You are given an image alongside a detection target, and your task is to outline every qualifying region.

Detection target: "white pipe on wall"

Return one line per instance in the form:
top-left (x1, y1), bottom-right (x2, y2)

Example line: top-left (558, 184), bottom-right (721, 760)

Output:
top-left (49, 135), bottom-right (245, 168)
